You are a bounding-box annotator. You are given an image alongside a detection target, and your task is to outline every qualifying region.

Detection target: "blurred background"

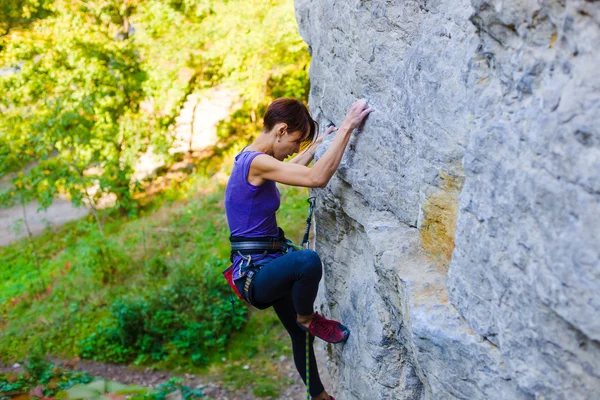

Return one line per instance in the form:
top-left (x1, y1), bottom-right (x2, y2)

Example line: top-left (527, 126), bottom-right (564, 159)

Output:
top-left (0, 1), bottom-right (315, 398)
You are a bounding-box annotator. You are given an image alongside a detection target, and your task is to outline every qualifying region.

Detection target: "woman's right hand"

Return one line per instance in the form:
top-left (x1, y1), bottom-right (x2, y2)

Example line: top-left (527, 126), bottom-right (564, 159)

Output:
top-left (342, 99), bottom-right (374, 131)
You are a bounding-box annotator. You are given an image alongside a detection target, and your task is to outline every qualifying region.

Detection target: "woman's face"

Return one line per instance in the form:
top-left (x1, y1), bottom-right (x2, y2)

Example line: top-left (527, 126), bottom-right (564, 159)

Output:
top-left (274, 130), bottom-right (308, 161)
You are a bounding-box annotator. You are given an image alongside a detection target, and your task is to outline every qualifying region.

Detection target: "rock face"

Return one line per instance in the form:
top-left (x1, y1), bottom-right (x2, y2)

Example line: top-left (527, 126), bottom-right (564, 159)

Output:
top-left (294, 0), bottom-right (600, 399)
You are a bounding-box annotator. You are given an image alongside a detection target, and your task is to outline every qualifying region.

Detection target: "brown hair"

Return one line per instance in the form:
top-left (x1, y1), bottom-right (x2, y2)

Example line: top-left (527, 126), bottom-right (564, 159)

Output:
top-left (263, 98), bottom-right (318, 146)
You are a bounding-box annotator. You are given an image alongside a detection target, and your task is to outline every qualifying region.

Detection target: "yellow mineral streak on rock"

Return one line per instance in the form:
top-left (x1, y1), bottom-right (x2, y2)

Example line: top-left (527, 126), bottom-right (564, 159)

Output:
top-left (549, 32), bottom-right (558, 48)
top-left (420, 170), bottom-right (464, 271)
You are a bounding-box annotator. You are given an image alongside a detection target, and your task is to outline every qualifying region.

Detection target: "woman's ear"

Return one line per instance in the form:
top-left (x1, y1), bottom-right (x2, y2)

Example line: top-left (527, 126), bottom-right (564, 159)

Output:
top-left (275, 123), bottom-right (287, 141)
top-left (279, 123), bottom-right (288, 135)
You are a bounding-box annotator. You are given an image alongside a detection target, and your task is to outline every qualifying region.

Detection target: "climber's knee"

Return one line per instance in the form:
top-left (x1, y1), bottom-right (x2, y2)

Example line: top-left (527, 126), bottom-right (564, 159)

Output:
top-left (298, 249), bottom-right (322, 280)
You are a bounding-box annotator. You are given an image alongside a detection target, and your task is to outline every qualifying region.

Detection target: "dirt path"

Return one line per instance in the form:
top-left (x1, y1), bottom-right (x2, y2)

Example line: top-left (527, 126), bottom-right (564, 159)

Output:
top-left (0, 341), bottom-right (331, 400)
top-left (0, 198), bottom-right (89, 247)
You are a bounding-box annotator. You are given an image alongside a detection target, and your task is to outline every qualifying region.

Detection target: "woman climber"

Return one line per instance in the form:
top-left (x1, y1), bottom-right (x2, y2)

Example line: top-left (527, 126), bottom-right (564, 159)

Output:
top-left (224, 97), bottom-right (373, 400)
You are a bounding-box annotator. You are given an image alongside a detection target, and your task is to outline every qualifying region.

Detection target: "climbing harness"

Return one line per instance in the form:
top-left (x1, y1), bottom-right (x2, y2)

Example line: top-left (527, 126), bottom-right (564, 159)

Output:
top-left (222, 197), bottom-right (316, 305)
top-left (222, 197), bottom-right (317, 400)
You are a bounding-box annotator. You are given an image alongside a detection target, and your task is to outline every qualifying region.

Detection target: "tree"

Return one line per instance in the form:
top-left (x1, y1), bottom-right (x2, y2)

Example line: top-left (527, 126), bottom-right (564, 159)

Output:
top-left (0, 1), bottom-right (149, 221)
top-left (0, 0), bottom-right (52, 39)
top-left (0, 0), bottom-right (311, 229)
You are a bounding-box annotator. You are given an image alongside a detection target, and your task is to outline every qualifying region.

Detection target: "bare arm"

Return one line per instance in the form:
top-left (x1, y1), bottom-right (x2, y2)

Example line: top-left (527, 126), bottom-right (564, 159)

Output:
top-left (287, 145), bottom-right (316, 167)
top-left (288, 124), bottom-right (337, 166)
top-left (251, 100), bottom-right (373, 188)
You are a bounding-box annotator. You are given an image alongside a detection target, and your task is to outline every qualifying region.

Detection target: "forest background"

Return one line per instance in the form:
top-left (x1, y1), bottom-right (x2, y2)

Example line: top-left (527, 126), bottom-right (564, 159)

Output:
top-left (0, 0), bottom-right (312, 398)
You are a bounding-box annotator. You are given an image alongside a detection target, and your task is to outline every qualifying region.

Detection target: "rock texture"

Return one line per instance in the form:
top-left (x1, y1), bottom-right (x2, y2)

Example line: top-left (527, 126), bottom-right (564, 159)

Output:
top-left (294, 0), bottom-right (600, 399)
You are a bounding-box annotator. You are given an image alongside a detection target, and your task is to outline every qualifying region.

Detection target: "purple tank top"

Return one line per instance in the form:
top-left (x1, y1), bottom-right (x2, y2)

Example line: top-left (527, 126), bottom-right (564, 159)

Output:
top-left (225, 150), bottom-right (281, 280)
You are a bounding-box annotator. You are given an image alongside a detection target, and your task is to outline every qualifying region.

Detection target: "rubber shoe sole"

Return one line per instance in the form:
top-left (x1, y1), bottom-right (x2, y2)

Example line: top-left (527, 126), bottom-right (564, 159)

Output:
top-left (297, 313), bottom-right (350, 344)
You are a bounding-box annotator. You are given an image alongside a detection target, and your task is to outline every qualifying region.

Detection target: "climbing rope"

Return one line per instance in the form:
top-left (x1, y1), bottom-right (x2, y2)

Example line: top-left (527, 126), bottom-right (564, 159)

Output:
top-left (306, 331), bottom-right (311, 400)
top-left (303, 197), bottom-right (316, 400)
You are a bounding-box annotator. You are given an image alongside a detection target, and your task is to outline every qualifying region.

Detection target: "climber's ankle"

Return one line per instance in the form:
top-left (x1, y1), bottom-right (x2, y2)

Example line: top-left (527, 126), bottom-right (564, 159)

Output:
top-left (297, 312), bottom-right (315, 327)
top-left (312, 390), bottom-right (330, 400)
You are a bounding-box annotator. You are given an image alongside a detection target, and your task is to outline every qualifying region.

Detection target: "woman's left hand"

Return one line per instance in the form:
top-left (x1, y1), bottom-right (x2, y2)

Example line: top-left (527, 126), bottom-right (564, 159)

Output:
top-left (314, 124), bottom-right (338, 146)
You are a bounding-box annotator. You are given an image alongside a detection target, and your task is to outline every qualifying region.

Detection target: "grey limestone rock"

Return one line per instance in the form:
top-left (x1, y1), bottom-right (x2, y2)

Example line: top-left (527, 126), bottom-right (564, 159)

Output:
top-left (294, 0), bottom-right (600, 399)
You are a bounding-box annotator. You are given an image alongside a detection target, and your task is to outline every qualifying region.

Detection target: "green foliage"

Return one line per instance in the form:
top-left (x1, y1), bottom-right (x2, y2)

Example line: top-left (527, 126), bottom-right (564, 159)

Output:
top-left (0, 0), bottom-right (309, 221)
top-left (0, 216), bottom-right (89, 307)
top-left (0, 1), bottom-right (149, 214)
top-left (0, 357), bottom-right (201, 400)
top-left (76, 232), bottom-right (132, 285)
top-left (215, 306), bottom-right (295, 397)
top-left (0, 0), bottom-right (52, 38)
top-left (0, 179), bottom-right (309, 397)
top-left (267, 62), bottom-right (312, 101)
top-left (209, 61), bottom-right (310, 173)
top-left (0, 2), bottom-right (312, 397)
top-left (64, 379), bottom-right (152, 399)
top-left (79, 256), bottom-right (246, 366)
top-left (138, 377), bottom-right (203, 400)
top-left (195, 0), bottom-right (309, 103)
top-left (0, 352), bottom-right (93, 399)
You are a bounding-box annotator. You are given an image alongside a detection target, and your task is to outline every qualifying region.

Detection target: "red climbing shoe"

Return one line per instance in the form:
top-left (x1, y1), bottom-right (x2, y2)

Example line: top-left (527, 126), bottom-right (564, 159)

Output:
top-left (298, 312), bottom-right (350, 344)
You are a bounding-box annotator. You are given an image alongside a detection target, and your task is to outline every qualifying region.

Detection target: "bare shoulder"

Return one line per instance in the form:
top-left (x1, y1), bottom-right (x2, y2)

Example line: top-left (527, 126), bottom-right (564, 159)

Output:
top-left (250, 153), bottom-right (280, 170)
top-left (247, 154), bottom-right (277, 186)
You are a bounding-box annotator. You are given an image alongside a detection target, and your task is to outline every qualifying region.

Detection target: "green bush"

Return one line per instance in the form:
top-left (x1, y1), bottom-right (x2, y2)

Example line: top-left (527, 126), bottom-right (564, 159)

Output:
top-left (79, 257), bottom-right (247, 366)
top-left (77, 233), bottom-right (132, 285)
top-left (137, 377), bottom-right (203, 400)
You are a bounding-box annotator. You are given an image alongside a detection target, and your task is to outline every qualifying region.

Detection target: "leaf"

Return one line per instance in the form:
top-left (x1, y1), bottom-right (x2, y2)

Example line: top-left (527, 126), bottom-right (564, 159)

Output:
top-left (106, 381), bottom-right (149, 394)
top-left (102, 395), bottom-right (126, 400)
top-left (64, 383), bottom-right (102, 399)
top-left (83, 379), bottom-right (107, 392)
top-left (54, 390), bottom-right (70, 399)
top-left (63, 379), bottom-right (151, 399)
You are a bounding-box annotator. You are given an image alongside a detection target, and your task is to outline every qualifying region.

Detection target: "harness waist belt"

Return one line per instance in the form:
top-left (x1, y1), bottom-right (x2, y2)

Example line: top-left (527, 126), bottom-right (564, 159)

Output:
top-left (230, 227), bottom-right (288, 259)
top-left (230, 240), bottom-right (288, 253)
